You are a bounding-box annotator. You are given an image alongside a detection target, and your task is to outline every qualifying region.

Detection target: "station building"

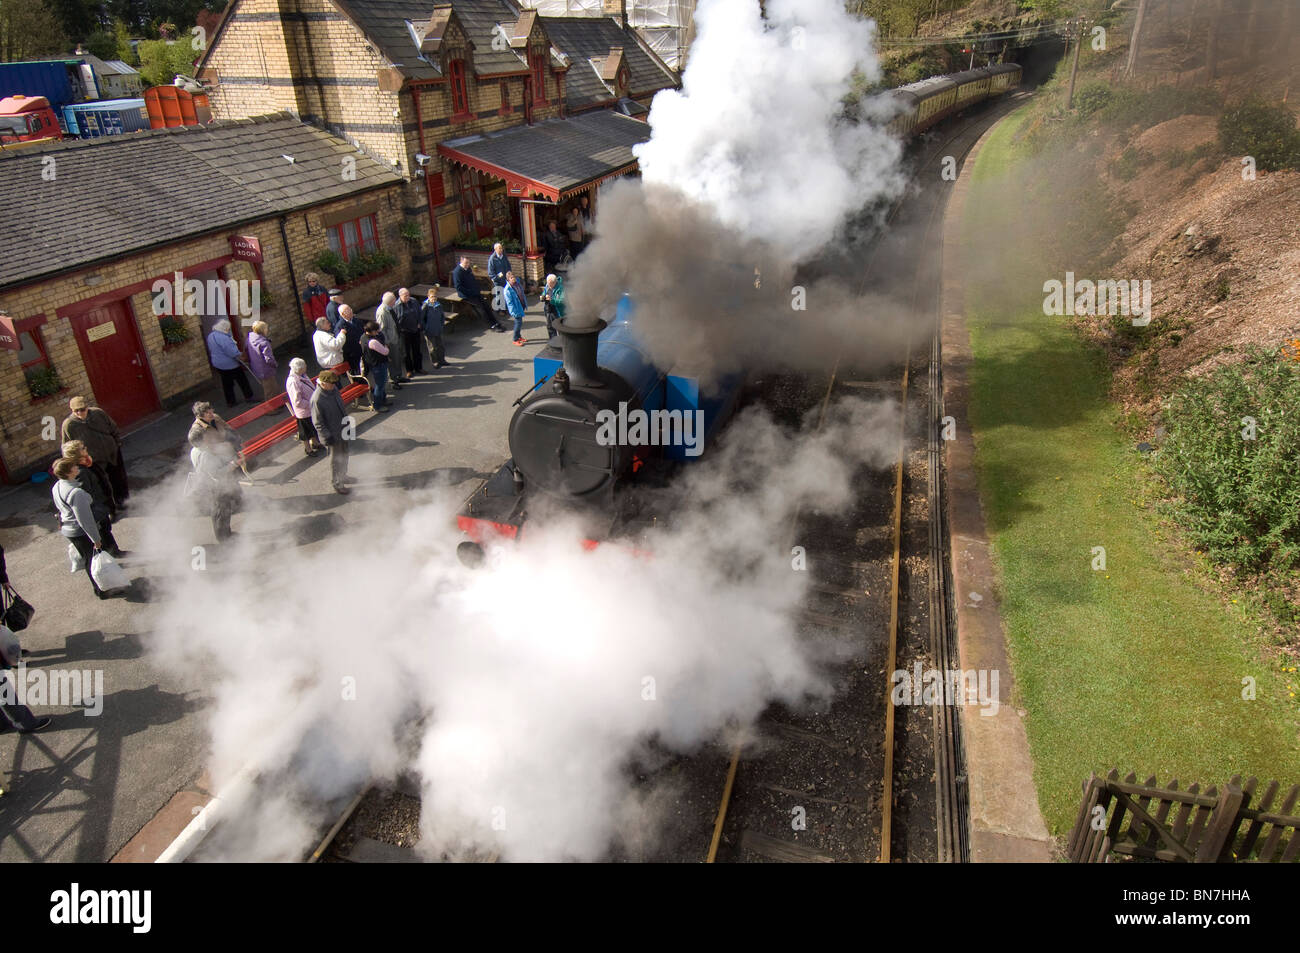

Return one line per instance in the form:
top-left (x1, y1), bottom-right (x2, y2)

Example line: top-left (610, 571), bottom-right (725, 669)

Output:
top-left (195, 0), bottom-right (678, 286)
top-left (0, 115), bottom-right (404, 481)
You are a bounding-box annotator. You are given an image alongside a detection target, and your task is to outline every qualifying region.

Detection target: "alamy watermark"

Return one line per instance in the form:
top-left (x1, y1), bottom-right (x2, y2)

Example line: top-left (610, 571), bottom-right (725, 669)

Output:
top-left (152, 274), bottom-right (262, 325)
top-left (1, 665), bottom-right (104, 716)
top-left (1043, 272), bottom-right (1152, 326)
top-left (891, 662), bottom-right (999, 717)
top-left (594, 402), bottom-right (705, 457)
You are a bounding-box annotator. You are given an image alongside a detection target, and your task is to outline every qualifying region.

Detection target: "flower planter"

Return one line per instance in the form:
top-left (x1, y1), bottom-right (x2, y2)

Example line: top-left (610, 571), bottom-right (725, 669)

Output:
top-left (335, 267), bottom-right (396, 293)
top-left (29, 386), bottom-right (69, 405)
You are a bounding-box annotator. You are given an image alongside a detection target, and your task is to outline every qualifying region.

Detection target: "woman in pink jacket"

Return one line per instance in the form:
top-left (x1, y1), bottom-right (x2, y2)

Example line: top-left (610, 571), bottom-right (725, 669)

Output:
top-left (246, 321), bottom-right (279, 400)
top-left (285, 358), bottom-right (323, 455)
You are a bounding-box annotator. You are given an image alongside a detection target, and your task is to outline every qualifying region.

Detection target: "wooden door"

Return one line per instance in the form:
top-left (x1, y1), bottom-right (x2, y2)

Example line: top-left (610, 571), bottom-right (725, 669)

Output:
top-left (70, 299), bottom-right (159, 427)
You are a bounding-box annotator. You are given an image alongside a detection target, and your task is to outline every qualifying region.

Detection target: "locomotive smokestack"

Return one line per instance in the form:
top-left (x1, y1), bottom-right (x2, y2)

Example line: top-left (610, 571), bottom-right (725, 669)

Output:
top-left (554, 317), bottom-right (606, 387)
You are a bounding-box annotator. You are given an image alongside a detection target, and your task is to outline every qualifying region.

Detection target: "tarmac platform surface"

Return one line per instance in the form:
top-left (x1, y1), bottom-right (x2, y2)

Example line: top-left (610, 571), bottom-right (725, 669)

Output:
top-left (0, 295), bottom-right (543, 862)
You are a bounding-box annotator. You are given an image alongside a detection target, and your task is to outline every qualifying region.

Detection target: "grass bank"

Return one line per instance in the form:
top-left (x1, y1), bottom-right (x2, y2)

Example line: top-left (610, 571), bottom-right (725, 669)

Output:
top-left (960, 107), bottom-right (1300, 836)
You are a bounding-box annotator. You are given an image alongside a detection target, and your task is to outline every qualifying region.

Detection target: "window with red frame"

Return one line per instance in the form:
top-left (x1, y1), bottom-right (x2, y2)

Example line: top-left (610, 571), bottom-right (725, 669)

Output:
top-left (449, 59), bottom-right (470, 118)
top-left (499, 80), bottom-right (512, 115)
top-left (327, 213), bottom-right (380, 262)
top-left (529, 49), bottom-right (547, 105)
top-left (17, 328), bottom-right (51, 373)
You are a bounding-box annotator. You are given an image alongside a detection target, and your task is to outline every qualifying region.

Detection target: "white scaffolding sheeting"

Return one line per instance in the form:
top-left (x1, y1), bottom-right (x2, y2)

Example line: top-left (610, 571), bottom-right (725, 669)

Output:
top-left (521, 1), bottom-right (692, 68)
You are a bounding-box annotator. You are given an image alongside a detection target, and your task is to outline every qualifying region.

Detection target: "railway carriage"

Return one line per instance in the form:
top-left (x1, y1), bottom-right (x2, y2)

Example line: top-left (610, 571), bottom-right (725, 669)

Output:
top-left (886, 63), bottom-right (1022, 138)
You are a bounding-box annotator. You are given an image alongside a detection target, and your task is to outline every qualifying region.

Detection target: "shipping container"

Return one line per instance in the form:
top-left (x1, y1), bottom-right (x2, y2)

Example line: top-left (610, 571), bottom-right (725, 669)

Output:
top-left (0, 60), bottom-right (99, 106)
top-left (0, 60), bottom-right (100, 133)
top-left (62, 98), bottom-right (150, 138)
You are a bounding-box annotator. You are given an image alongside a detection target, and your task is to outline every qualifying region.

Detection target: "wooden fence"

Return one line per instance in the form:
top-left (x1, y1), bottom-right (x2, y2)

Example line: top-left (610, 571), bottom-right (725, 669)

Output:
top-left (1067, 769), bottom-right (1300, 863)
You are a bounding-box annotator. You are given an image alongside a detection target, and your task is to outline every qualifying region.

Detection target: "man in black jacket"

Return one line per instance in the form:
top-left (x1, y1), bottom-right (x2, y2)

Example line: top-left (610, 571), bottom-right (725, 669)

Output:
top-left (395, 287), bottom-right (424, 376)
top-left (451, 257), bottom-right (505, 332)
top-left (311, 371), bottom-right (351, 494)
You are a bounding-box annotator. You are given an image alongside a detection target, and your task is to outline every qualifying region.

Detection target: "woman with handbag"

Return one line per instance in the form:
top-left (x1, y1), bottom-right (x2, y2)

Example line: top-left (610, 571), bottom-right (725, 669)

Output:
top-left (51, 458), bottom-right (114, 599)
top-left (286, 359), bottom-right (324, 456)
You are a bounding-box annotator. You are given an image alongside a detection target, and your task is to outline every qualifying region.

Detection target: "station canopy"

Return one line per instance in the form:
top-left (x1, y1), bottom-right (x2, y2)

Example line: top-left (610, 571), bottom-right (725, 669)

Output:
top-left (437, 108), bottom-right (650, 201)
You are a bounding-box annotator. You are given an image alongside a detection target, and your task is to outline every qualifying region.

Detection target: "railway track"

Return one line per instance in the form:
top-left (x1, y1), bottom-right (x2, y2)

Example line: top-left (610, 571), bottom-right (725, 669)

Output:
top-left (304, 95), bottom-right (1025, 865)
top-left (698, 95), bottom-right (1027, 864)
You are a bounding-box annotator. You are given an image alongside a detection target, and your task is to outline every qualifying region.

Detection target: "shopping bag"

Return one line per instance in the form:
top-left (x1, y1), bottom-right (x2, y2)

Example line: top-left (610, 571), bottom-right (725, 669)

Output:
top-left (1, 585), bottom-right (34, 632)
top-left (68, 542), bottom-right (84, 573)
top-left (90, 551), bottom-right (130, 592)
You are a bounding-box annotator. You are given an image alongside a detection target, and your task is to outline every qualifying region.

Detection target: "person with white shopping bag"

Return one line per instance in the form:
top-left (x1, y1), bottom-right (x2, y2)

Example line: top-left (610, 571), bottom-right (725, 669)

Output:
top-left (51, 458), bottom-right (126, 599)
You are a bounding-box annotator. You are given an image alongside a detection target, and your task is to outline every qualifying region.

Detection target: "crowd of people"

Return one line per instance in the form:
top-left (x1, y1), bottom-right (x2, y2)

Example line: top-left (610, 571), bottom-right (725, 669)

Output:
top-left (45, 232), bottom-right (581, 563)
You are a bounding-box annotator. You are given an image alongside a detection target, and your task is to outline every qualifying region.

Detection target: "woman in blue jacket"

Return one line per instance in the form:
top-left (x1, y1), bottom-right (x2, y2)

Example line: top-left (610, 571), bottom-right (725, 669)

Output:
top-left (504, 272), bottom-right (527, 346)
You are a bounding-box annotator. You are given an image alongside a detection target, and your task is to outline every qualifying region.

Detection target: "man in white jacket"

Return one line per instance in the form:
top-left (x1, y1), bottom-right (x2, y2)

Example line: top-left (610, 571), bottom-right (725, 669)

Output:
top-left (312, 316), bottom-right (347, 371)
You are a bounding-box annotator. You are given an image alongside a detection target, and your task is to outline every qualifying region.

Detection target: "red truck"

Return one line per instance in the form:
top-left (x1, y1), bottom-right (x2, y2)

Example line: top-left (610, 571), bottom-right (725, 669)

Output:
top-left (0, 95), bottom-right (64, 149)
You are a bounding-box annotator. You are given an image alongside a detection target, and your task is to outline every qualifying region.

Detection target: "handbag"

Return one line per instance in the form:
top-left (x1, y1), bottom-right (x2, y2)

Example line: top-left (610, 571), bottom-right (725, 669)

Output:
top-left (68, 542), bottom-right (84, 573)
top-left (1, 584), bottom-right (34, 632)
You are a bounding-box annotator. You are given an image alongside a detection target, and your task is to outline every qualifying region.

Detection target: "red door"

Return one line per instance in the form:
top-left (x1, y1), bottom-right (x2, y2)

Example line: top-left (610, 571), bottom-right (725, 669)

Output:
top-left (70, 300), bottom-right (160, 428)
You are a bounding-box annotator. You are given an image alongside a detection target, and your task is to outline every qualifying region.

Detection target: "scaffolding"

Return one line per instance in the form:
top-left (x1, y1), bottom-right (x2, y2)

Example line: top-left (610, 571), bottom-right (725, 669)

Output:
top-left (520, 0), bottom-right (694, 70)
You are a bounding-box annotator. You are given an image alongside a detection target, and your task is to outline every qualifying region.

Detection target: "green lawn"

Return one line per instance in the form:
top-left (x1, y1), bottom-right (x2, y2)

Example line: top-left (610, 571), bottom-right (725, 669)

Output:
top-left (962, 108), bottom-right (1300, 836)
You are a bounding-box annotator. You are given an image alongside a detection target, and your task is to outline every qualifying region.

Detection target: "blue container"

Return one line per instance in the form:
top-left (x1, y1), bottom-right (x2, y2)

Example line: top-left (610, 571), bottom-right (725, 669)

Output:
top-left (0, 60), bottom-right (100, 133)
top-left (62, 98), bottom-right (149, 138)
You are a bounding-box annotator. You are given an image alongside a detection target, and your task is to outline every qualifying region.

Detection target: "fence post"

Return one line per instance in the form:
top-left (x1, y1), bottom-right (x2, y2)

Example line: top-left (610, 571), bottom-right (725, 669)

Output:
top-left (1195, 782), bottom-right (1244, 862)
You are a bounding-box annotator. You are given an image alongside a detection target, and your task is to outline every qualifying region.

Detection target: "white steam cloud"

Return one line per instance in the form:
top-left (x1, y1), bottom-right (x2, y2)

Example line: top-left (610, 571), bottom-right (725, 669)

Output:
top-left (145, 400), bottom-right (898, 861)
top-left (634, 0), bottom-right (902, 259)
top-left (140, 0), bottom-right (910, 862)
top-left (565, 0), bottom-right (907, 379)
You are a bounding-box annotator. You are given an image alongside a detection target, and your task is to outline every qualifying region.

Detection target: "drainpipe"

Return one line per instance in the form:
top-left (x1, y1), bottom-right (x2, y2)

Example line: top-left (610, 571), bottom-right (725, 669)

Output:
top-left (279, 215), bottom-right (308, 347)
top-left (411, 84), bottom-right (444, 283)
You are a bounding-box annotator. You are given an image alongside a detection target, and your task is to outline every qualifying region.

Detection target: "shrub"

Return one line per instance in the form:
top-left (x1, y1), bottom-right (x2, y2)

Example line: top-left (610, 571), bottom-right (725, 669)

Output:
top-left (1074, 82), bottom-right (1113, 119)
top-left (159, 316), bottom-right (191, 344)
top-left (1111, 145), bottom-right (1142, 180)
top-left (312, 249), bottom-right (351, 283)
top-left (1154, 349), bottom-right (1300, 574)
top-left (1217, 97), bottom-right (1300, 172)
top-left (25, 366), bottom-right (61, 399)
top-left (452, 234), bottom-right (522, 254)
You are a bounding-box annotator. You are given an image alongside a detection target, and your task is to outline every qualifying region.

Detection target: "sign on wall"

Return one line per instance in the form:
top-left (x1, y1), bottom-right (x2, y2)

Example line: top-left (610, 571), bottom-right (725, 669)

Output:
top-left (229, 235), bottom-right (263, 263)
top-left (86, 323), bottom-right (118, 343)
top-left (0, 314), bottom-right (19, 350)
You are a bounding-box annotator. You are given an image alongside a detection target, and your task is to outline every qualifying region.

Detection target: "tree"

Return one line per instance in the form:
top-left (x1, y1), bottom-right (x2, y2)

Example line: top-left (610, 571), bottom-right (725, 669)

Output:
top-left (85, 29), bottom-right (119, 59)
top-left (113, 18), bottom-right (137, 65)
top-left (136, 36), bottom-right (199, 85)
top-left (0, 0), bottom-right (69, 61)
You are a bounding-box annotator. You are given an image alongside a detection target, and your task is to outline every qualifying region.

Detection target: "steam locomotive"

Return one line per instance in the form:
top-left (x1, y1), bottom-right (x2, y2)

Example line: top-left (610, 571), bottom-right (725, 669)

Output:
top-left (454, 62), bottom-right (1023, 562)
top-left (455, 295), bottom-right (745, 561)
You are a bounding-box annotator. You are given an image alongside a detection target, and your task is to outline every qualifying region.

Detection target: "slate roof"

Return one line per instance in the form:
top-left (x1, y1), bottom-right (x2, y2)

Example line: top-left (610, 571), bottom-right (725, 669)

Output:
top-left (332, 0), bottom-right (533, 80)
top-left (540, 15), bottom-right (676, 111)
top-left (0, 113), bottom-right (403, 289)
top-left (438, 108), bottom-right (649, 199)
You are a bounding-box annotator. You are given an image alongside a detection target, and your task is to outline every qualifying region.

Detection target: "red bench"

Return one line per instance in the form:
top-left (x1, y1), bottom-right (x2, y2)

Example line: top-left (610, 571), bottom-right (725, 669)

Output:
top-left (227, 370), bottom-right (370, 459)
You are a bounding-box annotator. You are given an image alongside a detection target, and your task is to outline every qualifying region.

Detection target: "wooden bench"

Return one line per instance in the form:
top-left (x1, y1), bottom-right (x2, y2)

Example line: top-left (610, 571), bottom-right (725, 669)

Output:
top-left (227, 372), bottom-right (369, 459)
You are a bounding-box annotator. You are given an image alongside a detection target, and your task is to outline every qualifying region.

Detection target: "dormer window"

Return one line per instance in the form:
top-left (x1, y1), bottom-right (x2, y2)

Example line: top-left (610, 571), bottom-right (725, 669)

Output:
top-left (449, 59), bottom-right (470, 119)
